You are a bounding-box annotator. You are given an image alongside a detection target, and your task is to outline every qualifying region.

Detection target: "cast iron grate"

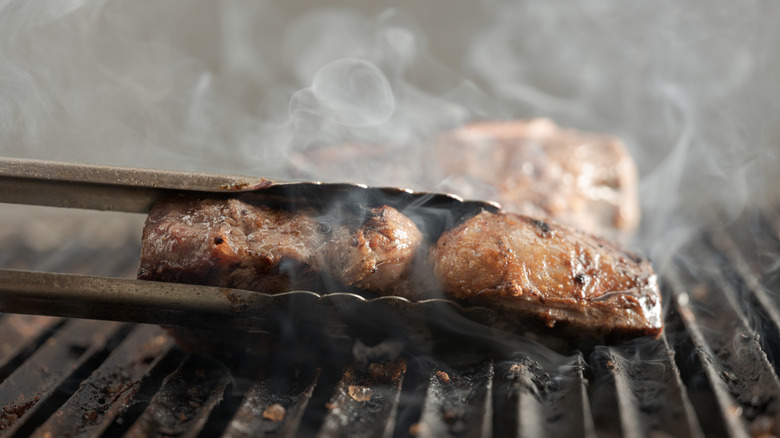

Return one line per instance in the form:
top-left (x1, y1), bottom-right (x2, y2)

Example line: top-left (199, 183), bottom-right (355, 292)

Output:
top-left (2, 208), bottom-right (780, 437)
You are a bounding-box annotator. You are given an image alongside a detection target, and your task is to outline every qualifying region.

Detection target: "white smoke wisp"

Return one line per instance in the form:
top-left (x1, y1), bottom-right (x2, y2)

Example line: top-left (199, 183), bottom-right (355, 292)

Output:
top-left (0, 0), bottom-right (778, 267)
top-left (467, 0), bottom-right (780, 260)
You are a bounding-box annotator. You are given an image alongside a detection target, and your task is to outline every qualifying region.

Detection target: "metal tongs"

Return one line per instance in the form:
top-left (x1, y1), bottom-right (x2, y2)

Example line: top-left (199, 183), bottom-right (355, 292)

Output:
top-left (0, 157), bottom-right (500, 332)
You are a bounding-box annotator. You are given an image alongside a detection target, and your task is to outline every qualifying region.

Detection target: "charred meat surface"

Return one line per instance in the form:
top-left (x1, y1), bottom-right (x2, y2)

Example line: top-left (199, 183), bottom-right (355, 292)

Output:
top-left (431, 210), bottom-right (662, 340)
top-left (435, 119), bottom-right (640, 237)
top-left (138, 198), bottom-right (424, 296)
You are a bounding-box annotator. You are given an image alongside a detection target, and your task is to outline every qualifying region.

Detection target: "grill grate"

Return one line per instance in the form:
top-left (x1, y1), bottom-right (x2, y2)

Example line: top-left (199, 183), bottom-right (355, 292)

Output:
top-left (2, 208), bottom-right (780, 437)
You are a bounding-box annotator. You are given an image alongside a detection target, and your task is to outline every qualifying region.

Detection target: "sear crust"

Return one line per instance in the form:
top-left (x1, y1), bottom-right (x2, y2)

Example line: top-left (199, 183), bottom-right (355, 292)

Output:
top-left (431, 210), bottom-right (662, 340)
top-left (138, 198), bottom-right (424, 297)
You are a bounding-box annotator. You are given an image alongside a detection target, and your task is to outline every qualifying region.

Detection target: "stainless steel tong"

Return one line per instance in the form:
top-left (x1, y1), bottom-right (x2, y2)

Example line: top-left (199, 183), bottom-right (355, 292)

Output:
top-left (0, 157), bottom-right (500, 330)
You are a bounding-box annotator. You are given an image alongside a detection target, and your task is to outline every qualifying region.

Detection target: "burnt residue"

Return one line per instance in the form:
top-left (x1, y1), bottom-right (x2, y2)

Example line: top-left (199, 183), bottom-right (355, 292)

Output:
top-left (122, 354), bottom-right (231, 437)
top-left (0, 319), bottom-right (127, 436)
top-left (32, 325), bottom-right (174, 437)
top-left (221, 366), bottom-right (320, 438)
top-left (317, 361), bottom-right (407, 437)
top-left (220, 179), bottom-right (272, 191)
top-left (530, 218), bottom-right (553, 237)
top-left (669, 235), bottom-right (780, 437)
top-left (219, 288), bottom-right (251, 312)
top-left (492, 355), bottom-right (595, 438)
top-left (0, 397), bottom-right (39, 431)
top-left (414, 362), bottom-right (494, 438)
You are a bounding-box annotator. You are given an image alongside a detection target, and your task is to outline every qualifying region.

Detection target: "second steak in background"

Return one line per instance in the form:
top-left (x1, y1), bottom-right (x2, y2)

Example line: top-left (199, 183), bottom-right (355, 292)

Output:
top-left (290, 119), bottom-right (639, 239)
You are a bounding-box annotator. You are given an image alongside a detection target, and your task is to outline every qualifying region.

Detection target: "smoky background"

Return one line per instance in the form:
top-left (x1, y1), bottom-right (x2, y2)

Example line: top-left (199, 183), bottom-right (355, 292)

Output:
top-left (0, 0), bottom-right (778, 268)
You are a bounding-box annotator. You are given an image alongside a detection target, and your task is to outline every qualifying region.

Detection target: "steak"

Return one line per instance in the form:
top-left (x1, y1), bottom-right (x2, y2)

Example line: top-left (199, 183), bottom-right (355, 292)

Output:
top-left (289, 119), bottom-right (639, 238)
top-left (434, 119), bottom-right (640, 238)
top-left (138, 197), bottom-right (425, 296)
top-left (431, 210), bottom-right (662, 340)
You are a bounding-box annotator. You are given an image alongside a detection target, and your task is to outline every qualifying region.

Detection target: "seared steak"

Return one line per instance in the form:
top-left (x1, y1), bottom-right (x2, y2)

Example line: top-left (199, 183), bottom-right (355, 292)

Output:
top-left (138, 198), bottom-right (425, 296)
top-left (435, 119), bottom-right (639, 238)
top-left (431, 210), bottom-right (662, 340)
top-left (289, 119), bottom-right (639, 238)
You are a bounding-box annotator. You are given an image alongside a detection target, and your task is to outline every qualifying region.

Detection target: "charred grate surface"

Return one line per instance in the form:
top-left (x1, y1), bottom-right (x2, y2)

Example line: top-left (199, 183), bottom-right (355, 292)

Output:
top-left (121, 354), bottom-right (232, 438)
top-left (3, 208), bottom-right (780, 436)
top-left (317, 362), bottom-right (406, 438)
top-left (221, 367), bottom-right (320, 438)
top-left (668, 233), bottom-right (780, 438)
top-left (31, 325), bottom-right (174, 437)
top-left (412, 362), bottom-right (494, 437)
top-left (0, 319), bottom-right (128, 436)
top-left (494, 355), bottom-right (594, 438)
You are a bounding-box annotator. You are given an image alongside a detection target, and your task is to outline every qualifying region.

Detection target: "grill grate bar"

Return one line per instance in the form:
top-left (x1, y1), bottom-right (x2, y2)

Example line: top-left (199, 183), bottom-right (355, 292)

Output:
top-left (709, 230), bottom-right (780, 372)
top-left (596, 335), bottom-right (704, 438)
top-left (317, 362), bottom-right (406, 438)
top-left (667, 241), bottom-right (780, 438)
top-left (221, 368), bottom-right (321, 438)
top-left (30, 324), bottom-right (174, 438)
top-left (122, 354), bottom-right (231, 438)
top-left (415, 362), bottom-right (494, 438)
top-left (0, 315), bottom-right (62, 381)
top-left (498, 354), bottom-right (595, 438)
top-left (0, 319), bottom-right (127, 436)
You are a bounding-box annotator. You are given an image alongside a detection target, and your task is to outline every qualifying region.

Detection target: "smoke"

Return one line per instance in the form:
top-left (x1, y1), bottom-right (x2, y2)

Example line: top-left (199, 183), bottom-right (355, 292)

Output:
top-left (1, 0), bottom-right (779, 360)
top-left (1, 0), bottom-right (776, 229)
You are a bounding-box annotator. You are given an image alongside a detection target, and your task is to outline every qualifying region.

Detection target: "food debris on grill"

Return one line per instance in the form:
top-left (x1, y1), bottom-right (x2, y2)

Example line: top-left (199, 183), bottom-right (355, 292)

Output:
top-left (431, 210), bottom-right (662, 340)
top-left (261, 403), bottom-right (286, 421)
top-left (347, 385), bottom-right (373, 402)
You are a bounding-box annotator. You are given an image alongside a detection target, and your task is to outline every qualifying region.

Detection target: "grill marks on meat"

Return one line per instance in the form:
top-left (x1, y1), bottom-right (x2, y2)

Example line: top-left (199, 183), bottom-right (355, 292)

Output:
top-left (138, 198), bottom-right (424, 296)
top-left (431, 211), bottom-right (662, 340)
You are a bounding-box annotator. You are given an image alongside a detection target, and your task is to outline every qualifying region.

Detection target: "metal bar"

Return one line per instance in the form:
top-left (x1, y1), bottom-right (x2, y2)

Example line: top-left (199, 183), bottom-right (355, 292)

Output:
top-left (30, 325), bottom-right (174, 438)
top-left (416, 362), bottom-right (494, 438)
top-left (0, 269), bottom-right (322, 332)
top-left (710, 230), bottom-right (780, 348)
top-left (317, 362), bottom-right (407, 438)
top-left (0, 319), bottom-right (127, 436)
top-left (0, 315), bottom-right (62, 380)
top-left (600, 336), bottom-right (704, 438)
top-left (0, 157), bottom-right (270, 213)
top-left (122, 355), bottom-right (231, 438)
top-left (508, 354), bottom-right (595, 438)
top-left (667, 241), bottom-right (780, 438)
top-left (221, 368), bottom-right (321, 438)
top-left (0, 157), bottom-right (500, 216)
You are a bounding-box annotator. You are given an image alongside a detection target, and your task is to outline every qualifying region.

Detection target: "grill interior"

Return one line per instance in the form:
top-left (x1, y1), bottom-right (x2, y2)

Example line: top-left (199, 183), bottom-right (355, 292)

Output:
top-left (2, 207), bottom-right (780, 437)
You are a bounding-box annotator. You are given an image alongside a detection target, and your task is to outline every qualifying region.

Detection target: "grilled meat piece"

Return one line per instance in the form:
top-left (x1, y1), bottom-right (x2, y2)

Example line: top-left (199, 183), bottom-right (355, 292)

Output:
top-left (289, 119), bottom-right (639, 238)
top-left (435, 119), bottom-right (640, 238)
top-left (431, 210), bottom-right (662, 340)
top-left (138, 198), bottom-right (424, 296)
top-left (321, 206), bottom-right (427, 295)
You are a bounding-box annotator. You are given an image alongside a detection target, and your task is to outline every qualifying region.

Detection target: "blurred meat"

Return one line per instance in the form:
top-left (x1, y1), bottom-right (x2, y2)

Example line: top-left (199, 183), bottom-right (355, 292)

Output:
top-left (138, 198), bottom-right (424, 296)
top-left (431, 210), bottom-right (661, 340)
top-left (435, 119), bottom-right (639, 237)
top-left (289, 119), bottom-right (639, 238)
